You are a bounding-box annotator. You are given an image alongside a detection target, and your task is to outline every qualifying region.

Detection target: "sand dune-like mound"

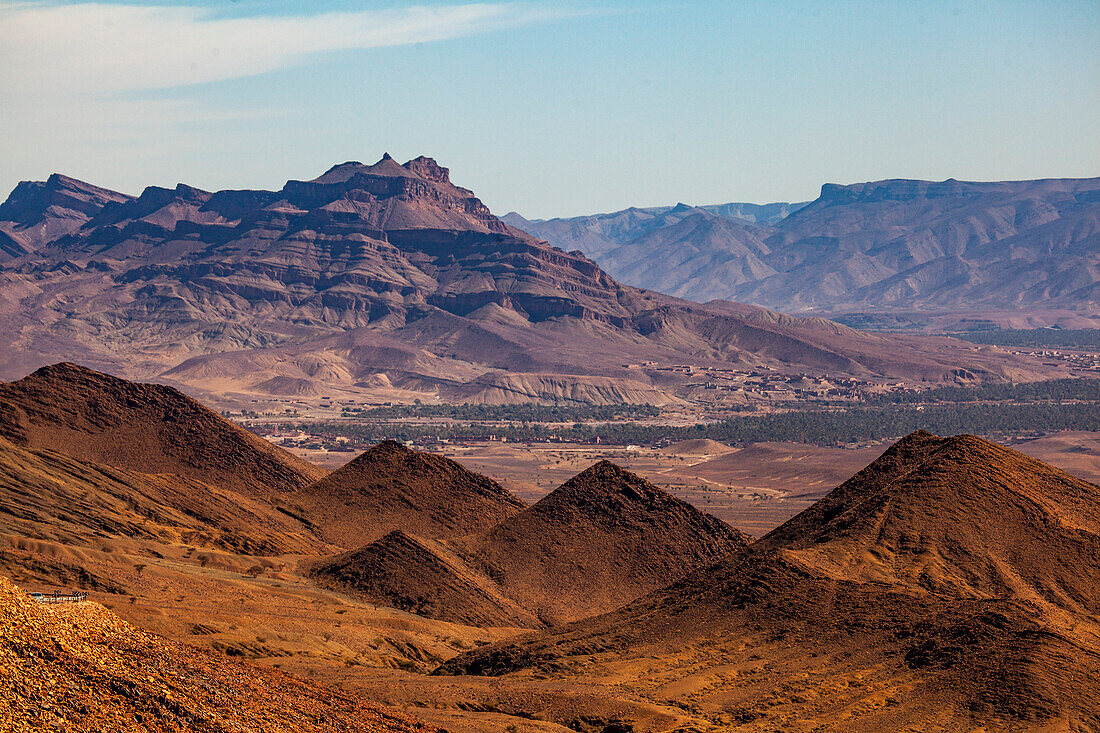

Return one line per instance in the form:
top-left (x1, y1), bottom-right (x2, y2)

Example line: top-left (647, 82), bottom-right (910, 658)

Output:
top-left (0, 363), bottom-right (326, 500)
top-left (251, 375), bottom-right (325, 396)
top-left (290, 440), bottom-right (525, 548)
top-left (441, 432), bottom-right (1100, 730)
top-left (0, 575), bottom-right (441, 733)
top-left (660, 438), bottom-right (734, 455)
top-left (316, 461), bottom-right (748, 628)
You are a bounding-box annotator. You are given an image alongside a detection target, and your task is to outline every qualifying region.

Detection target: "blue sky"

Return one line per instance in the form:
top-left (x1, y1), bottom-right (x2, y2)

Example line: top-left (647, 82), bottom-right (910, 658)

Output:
top-left (1, 0), bottom-right (1097, 217)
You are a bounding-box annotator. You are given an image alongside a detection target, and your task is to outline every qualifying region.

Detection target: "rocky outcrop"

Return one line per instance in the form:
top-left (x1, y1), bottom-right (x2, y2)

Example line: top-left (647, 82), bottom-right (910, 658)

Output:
top-left (289, 440), bottom-right (525, 549)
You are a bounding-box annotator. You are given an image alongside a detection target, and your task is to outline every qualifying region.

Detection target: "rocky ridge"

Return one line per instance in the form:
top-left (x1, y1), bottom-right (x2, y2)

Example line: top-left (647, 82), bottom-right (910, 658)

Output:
top-left (0, 159), bottom-right (1062, 403)
top-left (289, 439), bottom-right (526, 549)
top-left (509, 177), bottom-right (1100, 313)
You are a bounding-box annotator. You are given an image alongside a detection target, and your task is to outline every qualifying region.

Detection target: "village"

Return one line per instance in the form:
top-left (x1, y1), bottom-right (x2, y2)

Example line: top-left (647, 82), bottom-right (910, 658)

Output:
top-left (634, 362), bottom-right (917, 401)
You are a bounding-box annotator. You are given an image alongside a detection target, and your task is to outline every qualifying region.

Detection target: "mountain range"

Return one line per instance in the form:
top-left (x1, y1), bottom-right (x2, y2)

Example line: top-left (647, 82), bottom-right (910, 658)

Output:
top-left (506, 177), bottom-right (1100, 315)
top-left (0, 158), bottom-right (1064, 405)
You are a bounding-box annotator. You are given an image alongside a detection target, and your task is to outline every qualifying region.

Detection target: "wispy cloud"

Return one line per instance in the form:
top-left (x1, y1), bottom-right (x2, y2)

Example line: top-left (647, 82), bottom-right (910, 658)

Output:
top-left (0, 2), bottom-right (565, 96)
top-left (0, 1), bottom-right (576, 194)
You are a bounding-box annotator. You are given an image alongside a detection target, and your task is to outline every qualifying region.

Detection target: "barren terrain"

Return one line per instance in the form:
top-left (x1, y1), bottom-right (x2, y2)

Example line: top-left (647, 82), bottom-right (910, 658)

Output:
top-left (3, 364), bottom-right (1100, 732)
top-left (288, 432), bottom-right (1100, 537)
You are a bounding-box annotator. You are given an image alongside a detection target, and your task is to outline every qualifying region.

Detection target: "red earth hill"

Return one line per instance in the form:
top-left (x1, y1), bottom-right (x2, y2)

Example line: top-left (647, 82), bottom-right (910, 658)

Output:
top-left (440, 432), bottom-right (1100, 731)
top-left (313, 461), bottom-right (749, 627)
top-left (289, 439), bottom-right (525, 549)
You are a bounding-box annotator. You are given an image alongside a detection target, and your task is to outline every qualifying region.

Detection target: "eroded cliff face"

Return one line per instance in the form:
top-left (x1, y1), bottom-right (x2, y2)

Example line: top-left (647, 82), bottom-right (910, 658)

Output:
top-left (4, 154), bottom-right (635, 344)
top-left (0, 157), bottom-right (1065, 401)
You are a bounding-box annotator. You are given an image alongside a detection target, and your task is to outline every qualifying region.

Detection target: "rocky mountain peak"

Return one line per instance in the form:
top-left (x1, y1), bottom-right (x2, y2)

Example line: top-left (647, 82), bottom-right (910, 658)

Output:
top-left (756, 429), bottom-right (1100, 608)
top-left (0, 174), bottom-right (130, 236)
top-left (364, 438), bottom-right (414, 457)
top-left (310, 156), bottom-right (414, 184)
top-left (524, 460), bottom-right (749, 546)
top-left (403, 156), bottom-right (451, 183)
top-left (134, 182), bottom-right (212, 207)
top-left (312, 155), bottom-right (451, 186)
top-left (554, 460), bottom-right (665, 503)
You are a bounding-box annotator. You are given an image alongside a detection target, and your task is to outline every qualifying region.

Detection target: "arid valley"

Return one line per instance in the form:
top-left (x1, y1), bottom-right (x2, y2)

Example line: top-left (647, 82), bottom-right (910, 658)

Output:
top-left (2, 362), bottom-right (1099, 732)
top-left (2, 150), bottom-right (1099, 731)
top-left (2, 2), bottom-right (1099, 731)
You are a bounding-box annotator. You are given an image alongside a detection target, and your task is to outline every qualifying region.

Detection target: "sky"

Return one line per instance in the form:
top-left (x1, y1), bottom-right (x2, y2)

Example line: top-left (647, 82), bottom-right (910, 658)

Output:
top-left (1, 0), bottom-right (1098, 217)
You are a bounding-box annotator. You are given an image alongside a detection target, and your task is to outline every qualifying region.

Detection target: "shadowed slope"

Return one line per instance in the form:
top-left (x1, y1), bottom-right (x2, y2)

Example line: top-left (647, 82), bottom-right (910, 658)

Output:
top-left (290, 440), bottom-right (525, 549)
top-left (440, 433), bottom-right (1100, 731)
top-left (0, 575), bottom-right (442, 733)
top-left (0, 363), bottom-right (326, 500)
top-left (314, 461), bottom-right (748, 628)
top-left (0, 436), bottom-right (318, 557)
top-left (458, 461), bottom-right (750, 624)
top-left (311, 530), bottom-right (539, 628)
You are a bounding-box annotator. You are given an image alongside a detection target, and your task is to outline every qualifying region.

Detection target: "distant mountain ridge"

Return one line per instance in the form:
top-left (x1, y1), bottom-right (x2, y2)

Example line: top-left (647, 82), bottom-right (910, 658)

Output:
top-left (0, 174), bottom-right (131, 259)
top-left (0, 160), bottom-right (1064, 403)
top-left (501, 200), bottom-right (805, 260)
top-left (507, 177), bottom-right (1100, 313)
